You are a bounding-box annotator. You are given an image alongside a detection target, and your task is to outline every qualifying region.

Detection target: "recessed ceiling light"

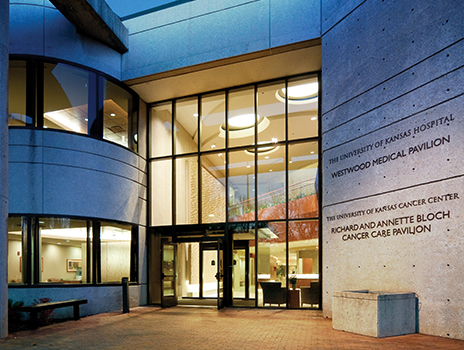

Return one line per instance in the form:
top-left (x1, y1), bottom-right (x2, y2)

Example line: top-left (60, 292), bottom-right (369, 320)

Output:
top-left (311, 116), bottom-right (317, 120)
top-left (211, 144), bottom-right (216, 149)
top-left (276, 82), bottom-right (318, 104)
top-left (272, 137), bottom-right (278, 143)
top-left (269, 169), bottom-right (273, 172)
top-left (228, 114), bottom-right (259, 129)
top-left (247, 165), bottom-right (251, 168)
top-left (219, 115), bottom-right (270, 139)
top-left (84, 118), bottom-right (88, 122)
top-left (265, 156), bottom-right (269, 159)
top-left (110, 113), bottom-right (116, 117)
top-left (193, 113), bottom-right (199, 117)
top-left (289, 161), bottom-right (293, 163)
top-left (311, 151), bottom-right (315, 154)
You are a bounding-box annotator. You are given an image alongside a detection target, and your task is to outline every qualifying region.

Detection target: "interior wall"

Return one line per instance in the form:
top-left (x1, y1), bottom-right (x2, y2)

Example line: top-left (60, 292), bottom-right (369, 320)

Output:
top-left (41, 244), bottom-right (82, 281)
top-left (321, 0), bottom-right (464, 340)
top-left (7, 240), bottom-right (21, 282)
top-left (101, 242), bottom-right (131, 282)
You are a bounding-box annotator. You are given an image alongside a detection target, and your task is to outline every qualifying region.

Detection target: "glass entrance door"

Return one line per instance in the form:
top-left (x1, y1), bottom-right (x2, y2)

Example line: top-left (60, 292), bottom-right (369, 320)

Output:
top-left (200, 240), bottom-right (224, 309)
top-left (161, 242), bottom-right (177, 307)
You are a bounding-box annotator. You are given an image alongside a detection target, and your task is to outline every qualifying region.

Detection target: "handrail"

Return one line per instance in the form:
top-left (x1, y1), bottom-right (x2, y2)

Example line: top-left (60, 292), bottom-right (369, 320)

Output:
top-left (229, 177), bottom-right (316, 213)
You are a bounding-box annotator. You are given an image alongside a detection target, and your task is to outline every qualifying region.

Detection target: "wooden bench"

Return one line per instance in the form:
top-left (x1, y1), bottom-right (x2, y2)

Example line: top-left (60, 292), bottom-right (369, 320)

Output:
top-left (19, 299), bottom-right (88, 329)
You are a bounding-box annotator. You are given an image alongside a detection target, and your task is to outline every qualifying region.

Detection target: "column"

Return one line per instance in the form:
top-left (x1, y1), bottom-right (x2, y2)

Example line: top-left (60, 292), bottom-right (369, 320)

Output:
top-left (0, 0), bottom-right (9, 339)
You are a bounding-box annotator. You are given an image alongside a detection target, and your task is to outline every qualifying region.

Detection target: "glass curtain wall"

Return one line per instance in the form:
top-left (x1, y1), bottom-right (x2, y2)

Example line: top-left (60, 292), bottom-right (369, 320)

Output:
top-left (149, 74), bottom-right (320, 308)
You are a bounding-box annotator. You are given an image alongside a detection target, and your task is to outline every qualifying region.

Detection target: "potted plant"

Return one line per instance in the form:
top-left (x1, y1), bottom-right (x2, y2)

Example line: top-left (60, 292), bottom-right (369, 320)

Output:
top-left (289, 275), bottom-right (297, 289)
top-left (276, 265), bottom-right (285, 281)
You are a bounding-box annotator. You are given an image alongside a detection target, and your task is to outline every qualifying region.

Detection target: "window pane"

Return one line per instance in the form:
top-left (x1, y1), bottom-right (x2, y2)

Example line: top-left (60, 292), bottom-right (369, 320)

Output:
top-left (257, 221), bottom-right (286, 308)
top-left (43, 63), bottom-right (89, 134)
top-left (38, 218), bottom-right (89, 284)
top-left (201, 152), bottom-right (226, 223)
top-left (288, 141), bottom-right (319, 219)
top-left (228, 87), bottom-right (255, 148)
top-left (228, 149), bottom-right (255, 222)
top-left (257, 81), bottom-right (285, 144)
top-left (257, 144), bottom-right (286, 221)
top-left (200, 92), bottom-right (225, 152)
top-left (150, 159), bottom-right (172, 226)
top-left (8, 217), bottom-right (25, 284)
top-left (150, 102), bottom-right (172, 158)
top-left (8, 61), bottom-right (32, 126)
top-left (175, 98), bottom-right (198, 154)
top-left (103, 79), bottom-right (134, 148)
top-left (288, 76), bottom-right (319, 140)
top-left (100, 222), bottom-right (132, 283)
top-left (288, 220), bottom-right (320, 308)
top-left (231, 223), bottom-right (256, 307)
top-left (176, 156), bottom-right (198, 225)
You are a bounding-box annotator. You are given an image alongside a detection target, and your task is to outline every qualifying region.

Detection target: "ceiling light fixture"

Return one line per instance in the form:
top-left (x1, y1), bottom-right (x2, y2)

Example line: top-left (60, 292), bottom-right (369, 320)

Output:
top-left (244, 141), bottom-right (280, 156)
top-left (276, 82), bottom-right (319, 104)
top-left (219, 114), bottom-right (270, 139)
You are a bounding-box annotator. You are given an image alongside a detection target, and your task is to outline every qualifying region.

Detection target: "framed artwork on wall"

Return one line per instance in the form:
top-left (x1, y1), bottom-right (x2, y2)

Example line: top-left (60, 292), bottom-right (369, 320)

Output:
top-left (67, 259), bottom-right (82, 272)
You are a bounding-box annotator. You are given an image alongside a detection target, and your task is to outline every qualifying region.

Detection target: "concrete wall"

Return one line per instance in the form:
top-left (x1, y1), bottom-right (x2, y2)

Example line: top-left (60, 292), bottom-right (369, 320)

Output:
top-left (1, 0), bottom-right (9, 339)
top-left (8, 128), bottom-right (148, 313)
top-left (321, 0), bottom-right (464, 340)
top-left (122, 0), bottom-right (321, 80)
top-left (8, 284), bottom-right (146, 319)
top-left (9, 129), bottom-right (147, 225)
top-left (9, 0), bottom-right (122, 80)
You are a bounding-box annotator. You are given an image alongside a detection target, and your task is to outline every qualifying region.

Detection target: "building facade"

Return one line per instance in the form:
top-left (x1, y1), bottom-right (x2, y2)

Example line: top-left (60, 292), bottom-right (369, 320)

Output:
top-left (1, 0), bottom-right (463, 340)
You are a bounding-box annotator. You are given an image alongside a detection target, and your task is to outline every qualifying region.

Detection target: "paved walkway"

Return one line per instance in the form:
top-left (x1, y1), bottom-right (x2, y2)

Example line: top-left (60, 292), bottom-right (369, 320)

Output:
top-left (1, 306), bottom-right (464, 349)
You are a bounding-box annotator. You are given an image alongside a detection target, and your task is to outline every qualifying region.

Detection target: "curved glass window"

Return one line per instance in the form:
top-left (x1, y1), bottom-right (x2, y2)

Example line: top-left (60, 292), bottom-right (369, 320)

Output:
top-left (7, 216), bottom-right (137, 285)
top-left (43, 63), bottom-right (90, 134)
top-left (8, 60), bottom-right (31, 126)
top-left (8, 58), bottom-right (138, 153)
top-left (103, 79), bottom-right (136, 149)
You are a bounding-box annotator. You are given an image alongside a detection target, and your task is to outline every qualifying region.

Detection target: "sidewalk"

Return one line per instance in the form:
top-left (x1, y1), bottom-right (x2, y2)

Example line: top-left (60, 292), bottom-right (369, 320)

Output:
top-left (1, 306), bottom-right (463, 349)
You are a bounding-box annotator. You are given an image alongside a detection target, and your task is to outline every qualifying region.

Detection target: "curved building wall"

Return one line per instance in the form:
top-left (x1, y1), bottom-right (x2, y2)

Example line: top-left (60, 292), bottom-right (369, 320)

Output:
top-left (8, 128), bottom-right (148, 316)
top-left (9, 129), bottom-right (147, 224)
top-left (9, 1), bottom-right (122, 80)
top-left (321, 0), bottom-right (464, 340)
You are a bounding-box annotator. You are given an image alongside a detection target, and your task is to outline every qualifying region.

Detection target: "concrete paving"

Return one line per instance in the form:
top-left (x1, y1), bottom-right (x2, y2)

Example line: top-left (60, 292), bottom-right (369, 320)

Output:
top-left (1, 306), bottom-right (464, 349)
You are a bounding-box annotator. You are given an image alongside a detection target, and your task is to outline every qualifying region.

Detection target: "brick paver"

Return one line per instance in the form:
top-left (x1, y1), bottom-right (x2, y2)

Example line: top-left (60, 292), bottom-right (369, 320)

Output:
top-left (1, 306), bottom-right (463, 349)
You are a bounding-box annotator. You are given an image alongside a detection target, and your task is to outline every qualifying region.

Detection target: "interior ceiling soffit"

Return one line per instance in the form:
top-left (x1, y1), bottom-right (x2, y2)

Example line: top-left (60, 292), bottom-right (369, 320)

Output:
top-left (126, 40), bottom-right (322, 103)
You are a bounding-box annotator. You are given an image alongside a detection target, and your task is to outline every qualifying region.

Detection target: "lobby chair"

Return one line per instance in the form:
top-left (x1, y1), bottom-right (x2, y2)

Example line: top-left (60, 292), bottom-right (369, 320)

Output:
top-left (260, 281), bottom-right (286, 306)
top-left (301, 281), bottom-right (320, 307)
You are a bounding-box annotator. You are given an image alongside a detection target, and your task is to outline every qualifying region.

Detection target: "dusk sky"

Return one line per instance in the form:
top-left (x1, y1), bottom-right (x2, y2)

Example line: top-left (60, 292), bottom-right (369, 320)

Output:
top-left (105, 0), bottom-right (179, 17)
